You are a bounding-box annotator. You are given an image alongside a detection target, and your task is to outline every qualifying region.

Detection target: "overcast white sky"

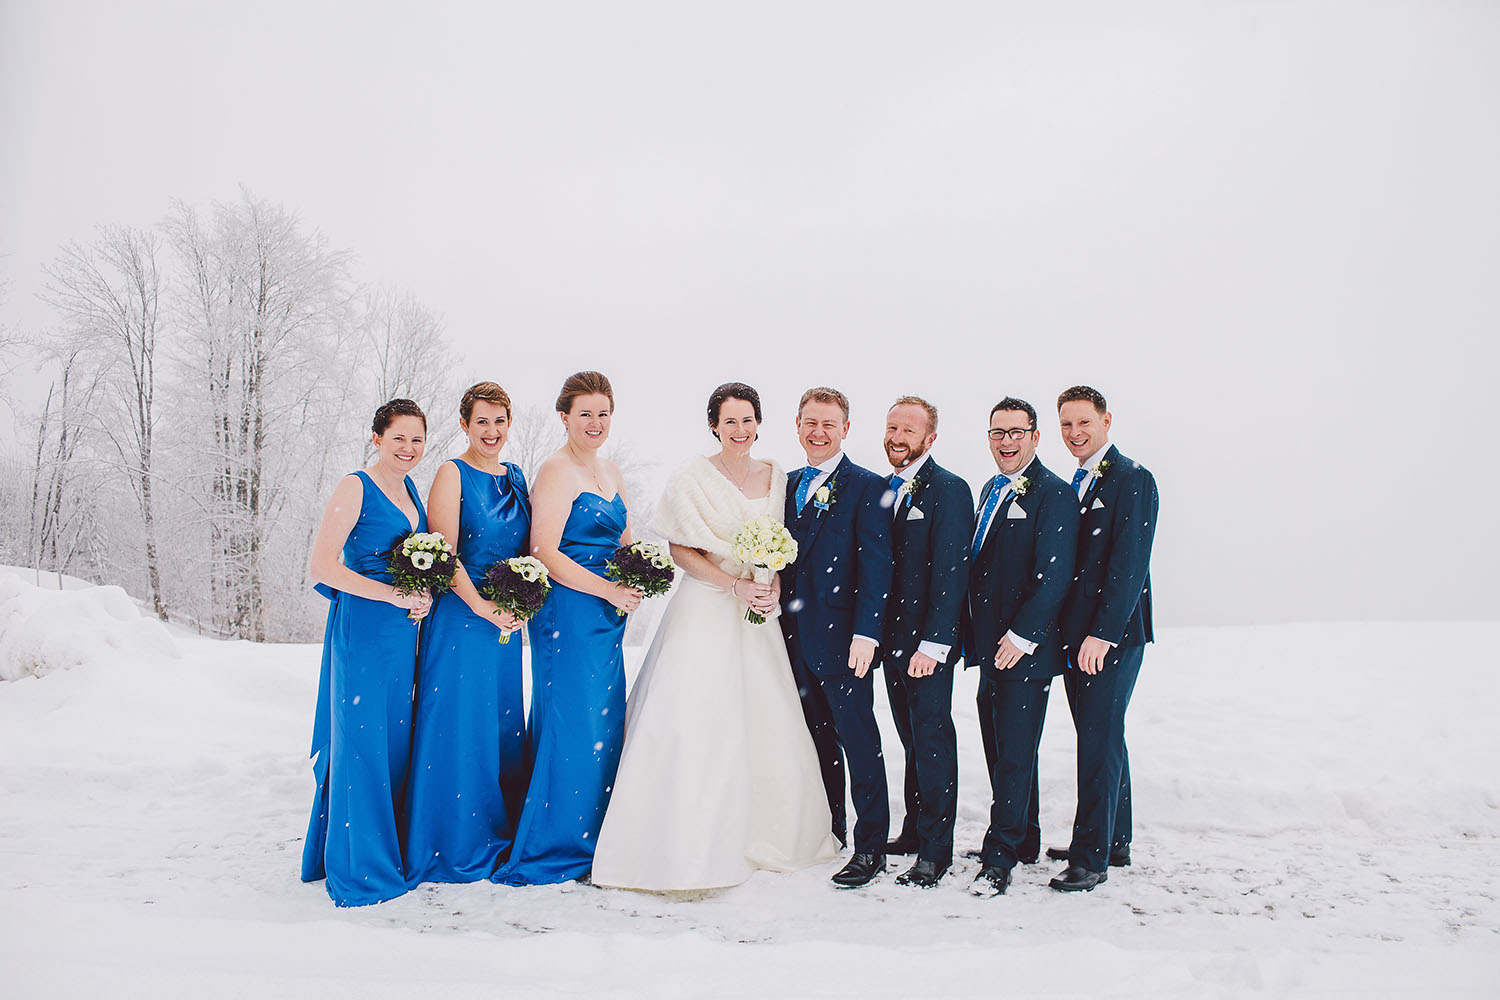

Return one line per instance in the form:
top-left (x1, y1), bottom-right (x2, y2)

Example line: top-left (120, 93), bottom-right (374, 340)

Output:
top-left (3, 0), bottom-right (1497, 626)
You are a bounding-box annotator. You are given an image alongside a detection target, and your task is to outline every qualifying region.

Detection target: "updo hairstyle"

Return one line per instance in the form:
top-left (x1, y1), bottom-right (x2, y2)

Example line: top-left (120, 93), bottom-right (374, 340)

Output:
top-left (372, 398), bottom-right (427, 435)
top-left (707, 382), bottom-right (763, 440)
top-left (555, 371), bottom-right (614, 414)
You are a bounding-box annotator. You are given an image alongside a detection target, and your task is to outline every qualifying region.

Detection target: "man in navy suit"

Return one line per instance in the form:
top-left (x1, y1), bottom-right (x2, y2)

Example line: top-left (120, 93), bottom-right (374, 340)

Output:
top-left (1047, 386), bottom-right (1159, 892)
top-left (877, 396), bottom-right (974, 888)
top-left (962, 396), bottom-right (1079, 897)
top-left (780, 386), bottom-right (895, 888)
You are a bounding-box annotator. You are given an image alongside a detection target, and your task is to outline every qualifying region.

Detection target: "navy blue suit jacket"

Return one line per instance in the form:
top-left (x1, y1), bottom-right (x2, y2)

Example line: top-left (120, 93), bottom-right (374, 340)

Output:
top-left (1059, 444), bottom-right (1158, 652)
top-left (780, 455), bottom-right (894, 676)
top-left (880, 459), bottom-right (974, 667)
top-left (961, 456), bottom-right (1080, 681)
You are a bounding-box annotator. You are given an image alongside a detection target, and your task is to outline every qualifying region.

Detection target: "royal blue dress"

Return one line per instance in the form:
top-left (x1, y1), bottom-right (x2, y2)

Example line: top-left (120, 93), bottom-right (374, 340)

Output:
top-left (405, 460), bottom-right (531, 885)
top-left (302, 471), bottom-right (425, 907)
top-left (493, 491), bottom-right (629, 886)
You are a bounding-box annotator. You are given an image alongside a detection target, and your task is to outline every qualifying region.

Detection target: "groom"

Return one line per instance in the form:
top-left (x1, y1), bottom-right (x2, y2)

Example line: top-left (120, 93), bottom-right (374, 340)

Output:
top-left (781, 387), bottom-right (894, 888)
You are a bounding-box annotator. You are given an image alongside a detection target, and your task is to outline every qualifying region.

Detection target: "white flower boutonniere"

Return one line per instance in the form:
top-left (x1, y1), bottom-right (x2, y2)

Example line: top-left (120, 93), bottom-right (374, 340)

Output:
top-left (899, 477), bottom-right (924, 506)
top-left (813, 476), bottom-right (838, 514)
top-left (1011, 475), bottom-right (1032, 497)
top-left (1093, 459), bottom-right (1111, 479)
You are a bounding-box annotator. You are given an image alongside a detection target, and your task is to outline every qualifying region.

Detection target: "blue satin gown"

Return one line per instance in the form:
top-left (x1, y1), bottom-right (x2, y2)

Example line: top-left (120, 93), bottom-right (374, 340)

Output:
top-left (405, 460), bottom-right (531, 885)
top-left (493, 491), bottom-right (629, 886)
top-left (302, 471), bottom-right (425, 907)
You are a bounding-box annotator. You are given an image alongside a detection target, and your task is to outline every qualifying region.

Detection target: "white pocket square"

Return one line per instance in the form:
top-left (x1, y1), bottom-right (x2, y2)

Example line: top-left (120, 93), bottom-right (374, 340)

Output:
top-left (905, 506), bottom-right (925, 520)
top-left (1006, 504), bottom-right (1027, 519)
top-left (1090, 497), bottom-right (1105, 510)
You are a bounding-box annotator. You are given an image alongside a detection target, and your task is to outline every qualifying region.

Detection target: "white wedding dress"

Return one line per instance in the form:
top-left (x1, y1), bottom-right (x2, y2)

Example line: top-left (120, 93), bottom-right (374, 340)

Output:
top-left (590, 456), bottom-right (838, 891)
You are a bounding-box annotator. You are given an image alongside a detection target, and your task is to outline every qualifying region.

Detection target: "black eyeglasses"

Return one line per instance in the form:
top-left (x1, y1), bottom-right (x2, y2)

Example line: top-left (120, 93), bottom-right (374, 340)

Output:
top-left (987, 427), bottom-right (1034, 441)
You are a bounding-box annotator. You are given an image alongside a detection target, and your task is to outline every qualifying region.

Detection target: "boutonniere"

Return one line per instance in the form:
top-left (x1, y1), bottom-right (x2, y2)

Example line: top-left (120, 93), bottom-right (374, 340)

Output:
top-left (813, 476), bottom-right (838, 514)
top-left (898, 477), bottom-right (924, 506)
top-left (1093, 459), bottom-right (1111, 479)
top-left (1011, 476), bottom-right (1032, 497)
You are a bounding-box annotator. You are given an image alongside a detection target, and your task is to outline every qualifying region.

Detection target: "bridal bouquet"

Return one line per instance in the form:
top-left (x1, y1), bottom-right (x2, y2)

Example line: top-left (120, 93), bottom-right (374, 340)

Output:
top-left (388, 531), bottom-right (457, 620)
top-left (731, 515), bottom-right (798, 624)
top-left (480, 555), bottom-right (552, 644)
top-left (604, 541), bottom-right (676, 615)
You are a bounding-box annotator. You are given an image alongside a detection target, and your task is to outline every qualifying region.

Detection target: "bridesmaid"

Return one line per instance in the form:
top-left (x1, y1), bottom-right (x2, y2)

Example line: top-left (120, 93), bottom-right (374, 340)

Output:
top-left (493, 371), bottom-right (642, 886)
top-left (302, 399), bottom-right (433, 907)
top-left (405, 381), bottom-right (532, 885)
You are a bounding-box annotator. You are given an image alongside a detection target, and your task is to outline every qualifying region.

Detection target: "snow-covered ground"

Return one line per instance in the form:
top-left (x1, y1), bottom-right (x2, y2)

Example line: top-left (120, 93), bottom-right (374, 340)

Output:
top-left (1, 573), bottom-right (1496, 998)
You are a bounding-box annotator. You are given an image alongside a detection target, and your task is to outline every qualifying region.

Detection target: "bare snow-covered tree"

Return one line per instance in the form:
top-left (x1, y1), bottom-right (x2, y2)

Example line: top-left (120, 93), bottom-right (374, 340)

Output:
top-left (43, 226), bottom-right (170, 618)
top-left (358, 285), bottom-right (463, 474)
top-left (26, 346), bottom-right (106, 585)
top-left (506, 402), bottom-right (565, 483)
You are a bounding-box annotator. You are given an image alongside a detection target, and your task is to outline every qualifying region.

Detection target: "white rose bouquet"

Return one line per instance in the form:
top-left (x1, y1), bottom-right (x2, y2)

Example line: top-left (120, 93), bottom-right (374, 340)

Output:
top-left (387, 531), bottom-right (457, 620)
top-left (731, 515), bottom-right (798, 624)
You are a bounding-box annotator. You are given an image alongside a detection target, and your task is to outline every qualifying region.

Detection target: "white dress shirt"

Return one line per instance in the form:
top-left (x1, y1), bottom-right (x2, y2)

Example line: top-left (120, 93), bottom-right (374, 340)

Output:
top-left (795, 452), bottom-right (878, 649)
top-left (887, 452), bottom-right (951, 664)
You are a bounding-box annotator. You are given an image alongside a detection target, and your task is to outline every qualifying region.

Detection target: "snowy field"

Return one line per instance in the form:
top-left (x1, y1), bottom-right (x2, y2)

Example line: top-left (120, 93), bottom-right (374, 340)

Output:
top-left (1, 570), bottom-right (1497, 998)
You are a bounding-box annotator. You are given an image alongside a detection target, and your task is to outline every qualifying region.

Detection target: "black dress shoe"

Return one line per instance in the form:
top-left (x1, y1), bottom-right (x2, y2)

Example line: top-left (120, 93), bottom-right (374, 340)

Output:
top-left (1045, 846), bottom-right (1131, 867)
top-left (895, 858), bottom-right (948, 888)
top-left (1049, 864), bottom-right (1108, 892)
top-left (831, 853), bottom-right (886, 888)
top-left (969, 865), bottom-right (1012, 897)
top-left (886, 836), bottom-right (919, 856)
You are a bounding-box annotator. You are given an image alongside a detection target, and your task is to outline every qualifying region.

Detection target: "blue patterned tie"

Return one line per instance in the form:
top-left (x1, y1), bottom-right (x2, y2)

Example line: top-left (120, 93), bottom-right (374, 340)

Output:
top-left (1071, 466), bottom-right (1089, 498)
top-left (971, 474), bottom-right (1010, 560)
top-left (795, 466), bottom-right (818, 514)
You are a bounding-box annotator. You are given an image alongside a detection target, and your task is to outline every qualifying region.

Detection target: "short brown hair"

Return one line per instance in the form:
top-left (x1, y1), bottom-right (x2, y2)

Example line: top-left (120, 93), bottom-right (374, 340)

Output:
top-left (459, 381), bottom-right (512, 423)
top-left (1057, 385), bottom-right (1107, 414)
top-left (797, 386), bottom-right (850, 421)
top-left (556, 371), bottom-right (614, 414)
top-left (889, 395), bottom-right (938, 435)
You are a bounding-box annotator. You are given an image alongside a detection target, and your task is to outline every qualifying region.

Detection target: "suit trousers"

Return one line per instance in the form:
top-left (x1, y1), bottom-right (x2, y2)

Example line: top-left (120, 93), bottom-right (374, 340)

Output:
top-left (790, 649), bottom-right (890, 854)
top-left (1063, 643), bottom-right (1142, 872)
top-left (977, 674), bottom-right (1051, 869)
top-left (976, 674), bottom-right (1041, 861)
top-left (883, 656), bottom-right (957, 864)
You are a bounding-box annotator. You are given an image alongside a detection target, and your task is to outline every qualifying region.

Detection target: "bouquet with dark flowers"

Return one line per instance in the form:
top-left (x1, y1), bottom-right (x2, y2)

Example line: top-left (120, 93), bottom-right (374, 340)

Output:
top-left (480, 555), bottom-right (552, 644)
top-left (603, 541), bottom-right (676, 616)
top-left (388, 531), bottom-right (457, 620)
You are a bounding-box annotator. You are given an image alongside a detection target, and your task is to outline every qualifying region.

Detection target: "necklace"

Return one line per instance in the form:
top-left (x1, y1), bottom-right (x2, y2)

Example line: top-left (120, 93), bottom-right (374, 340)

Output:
top-left (568, 444), bottom-right (608, 495)
top-left (715, 454), bottom-right (754, 491)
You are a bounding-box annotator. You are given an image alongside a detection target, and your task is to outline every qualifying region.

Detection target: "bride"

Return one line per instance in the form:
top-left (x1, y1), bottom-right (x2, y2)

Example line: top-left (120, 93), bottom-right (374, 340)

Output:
top-left (590, 382), bottom-right (839, 891)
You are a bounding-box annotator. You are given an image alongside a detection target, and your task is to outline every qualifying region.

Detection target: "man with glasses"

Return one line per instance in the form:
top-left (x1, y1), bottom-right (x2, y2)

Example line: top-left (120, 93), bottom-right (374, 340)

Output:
top-left (962, 397), bottom-right (1079, 896)
top-left (1046, 385), bottom-right (1159, 892)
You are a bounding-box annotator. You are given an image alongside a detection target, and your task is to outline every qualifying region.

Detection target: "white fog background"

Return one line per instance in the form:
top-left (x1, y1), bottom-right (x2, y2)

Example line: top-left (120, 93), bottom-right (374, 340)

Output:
top-left (2, 0), bottom-right (1497, 628)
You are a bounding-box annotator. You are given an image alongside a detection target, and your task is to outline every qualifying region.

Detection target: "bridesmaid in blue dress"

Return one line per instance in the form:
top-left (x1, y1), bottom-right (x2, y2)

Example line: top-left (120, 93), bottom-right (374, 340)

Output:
top-left (302, 399), bottom-right (434, 907)
top-left (494, 371), bottom-right (644, 886)
top-left (405, 381), bottom-right (532, 885)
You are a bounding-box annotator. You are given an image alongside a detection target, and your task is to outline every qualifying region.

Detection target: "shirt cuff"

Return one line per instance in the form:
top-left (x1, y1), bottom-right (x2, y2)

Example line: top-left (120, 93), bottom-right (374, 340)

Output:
top-left (1004, 630), bottom-right (1038, 656)
top-left (853, 633), bottom-right (880, 648)
top-left (1088, 635), bottom-right (1118, 649)
top-left (917, 640), bottom-right (951, 662)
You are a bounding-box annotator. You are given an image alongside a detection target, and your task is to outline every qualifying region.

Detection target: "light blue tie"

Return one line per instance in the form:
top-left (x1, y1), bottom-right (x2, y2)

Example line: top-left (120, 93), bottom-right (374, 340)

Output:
top-left (1071, 466), bottom-right (1089, 497)
top-left (795, 466), bottom-right (818, 514)
top-left (971, 474), bottom-right (1010, 560)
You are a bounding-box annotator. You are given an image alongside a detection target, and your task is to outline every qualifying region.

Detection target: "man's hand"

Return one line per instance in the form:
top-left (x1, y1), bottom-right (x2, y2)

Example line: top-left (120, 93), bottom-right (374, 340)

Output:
top-left (1077, 636), bottom-right (1113, 676)
top-left (908, 650), bottom-right (938, 678)
top-left (993, 635), bottom-right (1027, 671)
top-left (848, 637), bottom-right (876, 678)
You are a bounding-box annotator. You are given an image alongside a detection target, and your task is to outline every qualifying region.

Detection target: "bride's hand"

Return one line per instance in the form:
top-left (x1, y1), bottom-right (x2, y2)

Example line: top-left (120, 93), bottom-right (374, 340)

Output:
top-left (608, 583), bottom-right (643, 614)
top-left (732, 579), bottom-right (776, 617)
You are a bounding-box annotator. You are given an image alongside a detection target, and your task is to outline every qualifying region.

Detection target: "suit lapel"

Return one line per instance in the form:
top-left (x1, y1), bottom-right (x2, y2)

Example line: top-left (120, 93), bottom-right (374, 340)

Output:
top-left (1080, 444), bottom-right (1117, 508)
top-left (799, 454), bottom-right (848, 557)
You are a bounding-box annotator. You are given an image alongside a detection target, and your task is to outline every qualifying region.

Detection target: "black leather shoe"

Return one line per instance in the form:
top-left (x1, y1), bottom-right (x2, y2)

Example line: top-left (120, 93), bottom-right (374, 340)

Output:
top-left (886, 836), bottom-right (919, 855)
top-left (831, 853), bottom-right (886, 888)
top-left (969, 865), bottom-right (1012, 897)
top-left (1049, 865), bottom-right (1108, 892)
top-left (1045, 846), bottom-right (1131, 867)
top-left (895, 858), bottom-right (948, 888)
